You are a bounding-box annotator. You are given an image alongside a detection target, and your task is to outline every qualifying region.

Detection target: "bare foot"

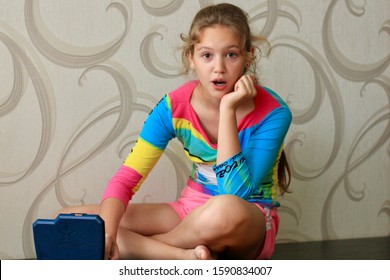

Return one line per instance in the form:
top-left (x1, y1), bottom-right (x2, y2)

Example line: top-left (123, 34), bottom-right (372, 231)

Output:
top-left (184, 245), bottom-right (215, 260)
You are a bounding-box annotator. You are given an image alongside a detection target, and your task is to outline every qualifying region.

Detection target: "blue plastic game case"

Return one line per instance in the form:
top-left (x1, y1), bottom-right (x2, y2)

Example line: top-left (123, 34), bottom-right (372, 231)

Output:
top-left (32, 213), bottom-right (105, 260)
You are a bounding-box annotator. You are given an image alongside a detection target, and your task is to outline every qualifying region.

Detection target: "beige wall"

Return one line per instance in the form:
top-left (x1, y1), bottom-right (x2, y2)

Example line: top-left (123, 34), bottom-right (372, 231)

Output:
top-left (0, 0), bottom-right (389, 259)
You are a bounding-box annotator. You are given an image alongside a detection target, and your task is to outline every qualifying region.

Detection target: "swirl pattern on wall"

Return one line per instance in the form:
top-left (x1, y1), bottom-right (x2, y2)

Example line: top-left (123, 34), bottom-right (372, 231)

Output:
top-left (0, 0), bottom-right (388, 259)
top-left (0, 26), bottom-right (55, 185)
top-left (25, 0), bottom-right (132, 67)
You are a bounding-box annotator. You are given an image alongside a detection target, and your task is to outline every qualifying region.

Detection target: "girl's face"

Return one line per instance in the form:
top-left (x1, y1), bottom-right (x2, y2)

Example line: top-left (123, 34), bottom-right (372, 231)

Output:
top-left (188, 25), bottom-right (248, 100)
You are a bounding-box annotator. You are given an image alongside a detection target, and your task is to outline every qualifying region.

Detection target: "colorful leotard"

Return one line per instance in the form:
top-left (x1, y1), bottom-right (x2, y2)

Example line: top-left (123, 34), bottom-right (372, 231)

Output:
top-left (102, 80), bottom-right (292, 208)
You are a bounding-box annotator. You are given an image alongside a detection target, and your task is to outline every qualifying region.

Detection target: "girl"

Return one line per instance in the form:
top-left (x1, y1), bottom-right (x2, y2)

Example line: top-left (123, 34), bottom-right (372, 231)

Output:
top-left (59, 3), bottom-right (292, 260)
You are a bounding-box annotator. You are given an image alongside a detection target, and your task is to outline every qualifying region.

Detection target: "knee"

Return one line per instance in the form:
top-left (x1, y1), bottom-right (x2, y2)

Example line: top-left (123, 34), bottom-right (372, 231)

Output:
top-left (54, 206), bottom-right (72, 217)
top-left (194, 195), bottom-right (250, 241)
top-left (54, 204), bottom-right (100, 218)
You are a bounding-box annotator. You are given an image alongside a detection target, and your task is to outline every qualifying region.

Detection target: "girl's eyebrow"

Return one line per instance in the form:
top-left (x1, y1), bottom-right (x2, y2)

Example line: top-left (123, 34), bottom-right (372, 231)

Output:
top-left (196, 45), bottom-right (241, 51)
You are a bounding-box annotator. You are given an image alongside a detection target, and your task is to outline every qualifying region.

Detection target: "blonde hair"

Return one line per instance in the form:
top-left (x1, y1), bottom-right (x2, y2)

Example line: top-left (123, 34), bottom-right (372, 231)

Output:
top-left (180, 3), bottom-right (271, 80)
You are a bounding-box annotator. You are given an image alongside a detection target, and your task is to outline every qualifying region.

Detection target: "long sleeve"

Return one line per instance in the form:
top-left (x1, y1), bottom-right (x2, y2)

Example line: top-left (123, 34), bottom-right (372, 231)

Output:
top-left (102, 95), bottom-right (175, 207)
top-left (213, 87), bottom-right (292, 204)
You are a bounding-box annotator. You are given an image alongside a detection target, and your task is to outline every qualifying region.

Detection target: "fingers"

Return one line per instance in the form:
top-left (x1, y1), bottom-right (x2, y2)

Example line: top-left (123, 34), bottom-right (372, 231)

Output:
top-left (234, 75), bottom-right (256, 97)
top-left (110, 242), bottom-right (120, 260)
top-left (222, 75), bottom-right (256, 110)
top-left (105, 234), bottom-right (119, 260)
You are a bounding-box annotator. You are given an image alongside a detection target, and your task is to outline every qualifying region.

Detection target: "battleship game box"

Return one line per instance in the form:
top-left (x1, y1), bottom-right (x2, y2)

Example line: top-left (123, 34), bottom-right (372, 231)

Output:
top-left (32, 213), bottom-right (105, 260)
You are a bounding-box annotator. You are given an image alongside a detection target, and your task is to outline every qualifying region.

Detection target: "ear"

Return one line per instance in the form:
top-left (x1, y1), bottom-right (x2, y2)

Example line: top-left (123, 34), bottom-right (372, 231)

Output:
top-left (246, 47), bottom-right (256, 68)
top-left (187, 51), bottom-right (195, 69)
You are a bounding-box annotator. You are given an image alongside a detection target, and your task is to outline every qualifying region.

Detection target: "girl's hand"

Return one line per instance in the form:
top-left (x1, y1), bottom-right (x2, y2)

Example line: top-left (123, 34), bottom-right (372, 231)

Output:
top-left (221, 75), bottom-right (256, 110)
top-left (105, 233), bottom-right (119, 260)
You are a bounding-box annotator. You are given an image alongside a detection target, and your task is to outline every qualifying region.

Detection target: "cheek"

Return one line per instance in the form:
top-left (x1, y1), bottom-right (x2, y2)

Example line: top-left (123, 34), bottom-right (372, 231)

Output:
top-left (194, 63), bottom-right (212, 74)
top-left (232, 62), bottom-right (247, 76)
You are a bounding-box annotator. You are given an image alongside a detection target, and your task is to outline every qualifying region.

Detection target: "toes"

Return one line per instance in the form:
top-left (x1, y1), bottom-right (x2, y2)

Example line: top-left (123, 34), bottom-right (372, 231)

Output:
top-left (195, 245), bottom-right (215, 260)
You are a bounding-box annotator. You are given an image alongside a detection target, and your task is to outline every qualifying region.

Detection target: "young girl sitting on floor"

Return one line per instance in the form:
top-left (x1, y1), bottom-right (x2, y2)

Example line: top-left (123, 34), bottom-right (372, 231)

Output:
top-left (59, 3), bottom-right (292, 260)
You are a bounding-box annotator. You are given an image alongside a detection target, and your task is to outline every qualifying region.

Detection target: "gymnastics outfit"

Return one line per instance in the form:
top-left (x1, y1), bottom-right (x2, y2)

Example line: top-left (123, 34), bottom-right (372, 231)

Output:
top-left (102, 80), bottom-right (292, 259)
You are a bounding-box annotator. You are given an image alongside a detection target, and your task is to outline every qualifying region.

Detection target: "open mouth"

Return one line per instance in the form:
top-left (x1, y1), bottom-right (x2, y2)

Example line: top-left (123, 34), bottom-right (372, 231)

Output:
top-left (211, 79), bottom-right (227, 88)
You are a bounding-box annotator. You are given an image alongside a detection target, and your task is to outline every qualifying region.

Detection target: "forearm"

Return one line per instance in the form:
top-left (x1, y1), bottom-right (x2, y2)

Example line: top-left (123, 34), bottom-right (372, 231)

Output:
top-left (216, 104), bottom-right (241, 165)
top-left (100, 197), bottom-right (126, 239)
top-left (216, 75), bottom-right (256, 164)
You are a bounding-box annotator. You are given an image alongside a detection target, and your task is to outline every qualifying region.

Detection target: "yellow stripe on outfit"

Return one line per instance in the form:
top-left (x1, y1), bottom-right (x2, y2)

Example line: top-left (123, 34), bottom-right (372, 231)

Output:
top-left (123, 137), bottom-right (164, 191)
top-left (172, 118), bottom-right (205, 142)
top-left (271, 147), bottom-right (284, 200)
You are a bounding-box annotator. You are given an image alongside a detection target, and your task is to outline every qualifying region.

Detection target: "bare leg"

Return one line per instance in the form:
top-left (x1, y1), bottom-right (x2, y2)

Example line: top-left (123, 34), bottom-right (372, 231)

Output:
top-left (115, 203), bottom-right (214, 259)
top-left (116, 227), bottom-right (213, 260)
top-left (152, 195), bottom-right (266, 259)
top-left (57, 194), bottom-right (266, 259)
top-left (56, 204), bottom-right (100, 217)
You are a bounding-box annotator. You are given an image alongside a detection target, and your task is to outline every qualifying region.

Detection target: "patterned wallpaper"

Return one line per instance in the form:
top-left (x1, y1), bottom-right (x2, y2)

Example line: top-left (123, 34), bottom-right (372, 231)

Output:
top-left (0, 0), bottom-right (389, 259)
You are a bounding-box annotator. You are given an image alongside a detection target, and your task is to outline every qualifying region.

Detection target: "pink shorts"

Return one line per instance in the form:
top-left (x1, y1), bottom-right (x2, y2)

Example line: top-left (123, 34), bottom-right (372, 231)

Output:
top-left (167, 182), bottom-right (279, 259)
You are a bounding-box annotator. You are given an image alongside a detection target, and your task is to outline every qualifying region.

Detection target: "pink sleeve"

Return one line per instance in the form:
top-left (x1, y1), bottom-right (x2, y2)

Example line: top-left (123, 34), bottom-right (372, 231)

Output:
top-left (101, 165), bottom-right (142, 207)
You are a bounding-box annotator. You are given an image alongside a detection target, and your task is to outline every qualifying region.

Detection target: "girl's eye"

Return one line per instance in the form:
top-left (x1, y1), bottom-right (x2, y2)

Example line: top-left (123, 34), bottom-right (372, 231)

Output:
top-left (201, 53), bottom-right (212, 59)
top-left (227, 52), bottom-right (238, 58)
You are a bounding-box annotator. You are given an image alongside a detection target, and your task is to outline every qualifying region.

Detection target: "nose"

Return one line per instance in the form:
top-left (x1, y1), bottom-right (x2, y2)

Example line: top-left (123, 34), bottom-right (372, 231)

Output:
top-left (214, 56), bottom-right (226, 73)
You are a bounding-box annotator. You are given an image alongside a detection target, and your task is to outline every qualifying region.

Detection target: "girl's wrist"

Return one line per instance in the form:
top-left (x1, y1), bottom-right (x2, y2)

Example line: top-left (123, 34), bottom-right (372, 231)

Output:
top-left (219, 97), bottom-right (238, 113)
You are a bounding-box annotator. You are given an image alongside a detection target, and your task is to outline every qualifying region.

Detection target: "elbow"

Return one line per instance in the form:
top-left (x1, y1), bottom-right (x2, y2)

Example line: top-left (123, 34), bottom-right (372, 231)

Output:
top-left (218, 183), bottom-right (255, 200)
